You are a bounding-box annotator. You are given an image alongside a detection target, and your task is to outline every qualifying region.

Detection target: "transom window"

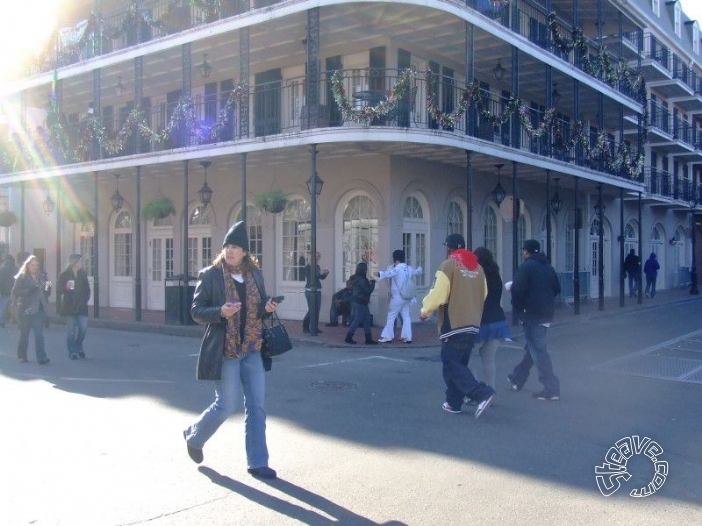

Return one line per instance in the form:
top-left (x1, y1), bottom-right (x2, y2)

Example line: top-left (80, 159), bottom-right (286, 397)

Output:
top-left (343, 195), bottom-right (378, 281)
top-left (282, 198), bottom-right (311, 281)
top-left (484, 206), bottom-right (498, 257)
top-left (190, 205), bottom-right (210, 226)
top-left (79, 222), bottom-right (95, 277)
top-left (447, 200), bottom-right (464, 238)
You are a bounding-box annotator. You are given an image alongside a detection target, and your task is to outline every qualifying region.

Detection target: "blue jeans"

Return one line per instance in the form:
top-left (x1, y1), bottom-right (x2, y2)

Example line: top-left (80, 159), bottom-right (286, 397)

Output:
top-left (302, 290), bottom-right (321, 332)
top-left (185, 353), bottom-right (269, 469)
top-left (645, 276), bottom-right (657, 298)
top-left (627, 273), bottom-right (639, 296)
top-left (66, 315), bottom-right (88, 356)
top-left (510, 324), bottom-right (560, 395)
top-left (0, 295), bottom-right (11, 325)
top-left (17, 310), bottom-right (48, 362)
top-left (347, 302), bottom-right (371, 337)
top-left (441, 332), bottom-right (494, 410)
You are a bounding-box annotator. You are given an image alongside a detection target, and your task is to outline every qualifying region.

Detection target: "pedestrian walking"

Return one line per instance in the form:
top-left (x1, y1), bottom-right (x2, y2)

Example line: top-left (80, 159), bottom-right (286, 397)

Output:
top-left (11, 255), bottom-right (52, 364)
top-left (376, 249), bottom-right (422, 343)
top-left (623, 249), bottom-right (640, 297)
top-left (644, 252), bottom-right (660, 298)
top-left (0, 254), bottom-right (18, 327)
top-left (420, 234), bottom-right (494, 419)
top-left (507, 239), bottom-right (561, 401)
top-left (57, 254), bottom-right (91, 360)
top-left (344, 261), bottom-right (378, 345)
top-left (183, 221), bottom-right (281, 479)
top-left (302, 252), bottom-right (329, 333)
top-left (472, 247), bottom-right (511, 390)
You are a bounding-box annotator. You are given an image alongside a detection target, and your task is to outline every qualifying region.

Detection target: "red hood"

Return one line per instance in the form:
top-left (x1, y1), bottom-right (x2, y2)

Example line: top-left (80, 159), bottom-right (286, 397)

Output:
top-left (449, 249), bottom-right (479, 270)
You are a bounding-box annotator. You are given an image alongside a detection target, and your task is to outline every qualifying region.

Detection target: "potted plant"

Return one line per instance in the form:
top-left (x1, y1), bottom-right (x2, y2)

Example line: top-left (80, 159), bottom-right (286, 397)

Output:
top-left (255, 189), bottom-right (288, 214)
top-left (142, 196), bottom-right (176, 220)
top-left (0, 210), bottom-right (18, 227)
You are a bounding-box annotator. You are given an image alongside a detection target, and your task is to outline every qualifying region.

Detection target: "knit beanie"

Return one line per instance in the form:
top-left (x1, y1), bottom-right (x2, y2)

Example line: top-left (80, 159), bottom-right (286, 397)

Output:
top-left (222, 221), bottom-right (249, 249)
top-left (69, 254), bottom-right (83, 264)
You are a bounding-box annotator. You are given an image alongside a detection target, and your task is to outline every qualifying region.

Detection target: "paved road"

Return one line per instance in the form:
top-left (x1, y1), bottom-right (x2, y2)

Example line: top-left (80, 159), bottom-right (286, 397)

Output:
top-left (1, 298), bottom-right (701, 525)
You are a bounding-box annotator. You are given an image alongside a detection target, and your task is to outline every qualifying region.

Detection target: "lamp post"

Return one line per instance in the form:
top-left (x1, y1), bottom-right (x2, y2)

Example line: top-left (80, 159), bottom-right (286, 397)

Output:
top-left (198, 161), bottom-right (213, 207)
top-left (307, 145), bottom-right (323, 336)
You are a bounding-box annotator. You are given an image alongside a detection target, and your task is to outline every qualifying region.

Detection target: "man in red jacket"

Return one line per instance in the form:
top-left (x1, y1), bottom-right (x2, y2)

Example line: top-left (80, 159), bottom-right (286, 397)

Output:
top-left (420, 234), bottom-right (494, 419)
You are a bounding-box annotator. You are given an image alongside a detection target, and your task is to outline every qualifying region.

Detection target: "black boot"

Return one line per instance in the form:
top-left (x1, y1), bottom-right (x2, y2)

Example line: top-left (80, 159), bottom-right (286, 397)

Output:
top-left (365, 334), bottom-right (378, 345)
top-left (345, 332), bottom-right (356, 344)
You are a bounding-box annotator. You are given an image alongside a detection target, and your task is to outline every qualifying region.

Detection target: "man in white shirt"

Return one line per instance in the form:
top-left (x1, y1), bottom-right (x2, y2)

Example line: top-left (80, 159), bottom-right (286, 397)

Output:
top-left (376, 249), bottom-right (422, 343)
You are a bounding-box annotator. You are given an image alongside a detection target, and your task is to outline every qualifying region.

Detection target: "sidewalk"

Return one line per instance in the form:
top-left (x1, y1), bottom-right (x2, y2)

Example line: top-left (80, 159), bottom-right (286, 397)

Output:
top-left (49, 286), bottom-right (700, 348)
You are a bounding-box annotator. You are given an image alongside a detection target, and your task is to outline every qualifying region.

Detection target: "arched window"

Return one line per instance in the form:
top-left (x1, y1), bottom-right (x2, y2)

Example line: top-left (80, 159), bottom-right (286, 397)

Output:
top-left (517, 214), bottom-right (527, 254)
top-left (343, 195), bottom-right (378, 281)
top-left (403, 195), bottom-right (427, 286)
top-left (188, 204), bottom-right (212, 274)
top-left (282, 198), bottom-right (311, 281)
top-left (79, 222), bottom-right (95, 277)
top-left (484, 206), bottom-right (497, 256)
top-left (565, 210), bottom-right (575, 272)
top-left (113, 211), bottom-right (132, 277)
top-left (237, 205), bottom-right (263, 267)
top-left (447, 200), bottom-right (464, 238)
top-left (624, 222), bottom-right (638, 256)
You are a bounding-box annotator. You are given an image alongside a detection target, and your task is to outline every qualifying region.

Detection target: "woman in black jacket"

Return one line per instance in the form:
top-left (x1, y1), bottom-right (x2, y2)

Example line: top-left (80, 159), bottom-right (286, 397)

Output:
top-left (473, 247), bottom-right (511, 390)
top-left (12, 255), bottom-right (51, 364)
top-left (344, 262), bottom-right (378, 345)
top-left (183, 221), bottom-right (280, 479)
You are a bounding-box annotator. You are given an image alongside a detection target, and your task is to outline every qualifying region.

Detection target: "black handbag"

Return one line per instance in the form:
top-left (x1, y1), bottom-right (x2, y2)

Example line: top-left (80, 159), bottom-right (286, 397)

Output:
top-left (261, 311), bottom-right (293, 358)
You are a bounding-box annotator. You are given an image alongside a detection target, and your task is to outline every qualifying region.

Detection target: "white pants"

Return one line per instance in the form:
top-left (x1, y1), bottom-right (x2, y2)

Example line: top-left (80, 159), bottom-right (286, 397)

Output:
top-left (380, 296), bottom-right (412, 341)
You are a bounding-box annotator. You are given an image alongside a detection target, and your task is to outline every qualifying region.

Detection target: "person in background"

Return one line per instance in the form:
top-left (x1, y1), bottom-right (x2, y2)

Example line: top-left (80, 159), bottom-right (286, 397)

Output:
top-left (183, 221), bottom-right (280, 479)
top-left (0, 254), bottom-right (18, 327)
top-left (420, 234), bottom-right (494, 420)
top-left (12, 255), bottom-right (51, 364)
top-left (344, 262), bottom-right (378, 345)
top-left (507, 240), bottom-right (561, 401)
top-left (623, 249), bottom-right (640, 297)
top-left (302, 252), bottom-right (329, 333)
top-left (644, 252), bottom-right (660, 299)
top-left (376, 249), bottom-right (422, 343)
top-left (57, 254), bottom-right (91, 360)
top-left (472, 247), bottom-right (511, 391)
top-left (327, 279), bottom-right (353, 327)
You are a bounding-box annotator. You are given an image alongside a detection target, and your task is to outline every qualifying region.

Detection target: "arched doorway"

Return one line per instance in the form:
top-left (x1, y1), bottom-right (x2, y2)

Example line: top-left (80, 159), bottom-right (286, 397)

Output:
top-left (146, 215), bottom-right (174, 310)
top-left (589, 217), bottom-right (612, 298)
top-left (110, 209), bottom-right (133, 308)
top-left (188, 204), bottom-right (212, 277)
top-left (650, 224), bottom-right (665, 289)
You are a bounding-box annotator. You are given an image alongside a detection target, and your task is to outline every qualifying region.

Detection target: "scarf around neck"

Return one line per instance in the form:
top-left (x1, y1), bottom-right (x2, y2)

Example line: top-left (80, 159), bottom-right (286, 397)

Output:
top-left (221, 262), bottom-right (264, 358)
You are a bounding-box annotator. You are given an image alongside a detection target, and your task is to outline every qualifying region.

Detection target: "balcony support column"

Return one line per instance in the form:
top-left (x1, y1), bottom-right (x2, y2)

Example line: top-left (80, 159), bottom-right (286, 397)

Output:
top-left (305, 8), bottom-right (321, 128)
top-left (510, 47), bottom-right (519, 149)
top-left (135, 166), bottom-right (142, 322)
top-left (466, 150), bottom-right (473, 248)
top-left (511, 161), bottom-right (519, 326)
top-left (93, 171), bottom-right (100, 318)
top-left (574, 177), bottom-right (581, 315)
top-left (239, 27), bottom-right (249, 138)
top-left (92, 69), bottom-right (101, 160)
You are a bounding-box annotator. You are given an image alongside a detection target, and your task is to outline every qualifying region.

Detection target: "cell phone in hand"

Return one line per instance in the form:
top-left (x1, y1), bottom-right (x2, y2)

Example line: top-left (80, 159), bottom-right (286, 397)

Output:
top-left (270, 295), bottom-right (285, 303)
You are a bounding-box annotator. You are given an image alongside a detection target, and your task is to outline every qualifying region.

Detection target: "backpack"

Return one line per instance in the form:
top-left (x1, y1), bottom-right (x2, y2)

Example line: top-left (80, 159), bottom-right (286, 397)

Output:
top-left (398, 270), bottom-right (416, 300)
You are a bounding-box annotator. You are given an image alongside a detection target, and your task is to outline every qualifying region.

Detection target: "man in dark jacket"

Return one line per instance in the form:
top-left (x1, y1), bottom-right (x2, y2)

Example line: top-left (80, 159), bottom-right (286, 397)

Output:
top-left (57, 254), bottom-right (91, 359)
top-left (623, 249), bottom-right (640, 297)
top-left (0, 254), bottom-right (17, 327)
top-left (507, 239), bottom-right (561, 401)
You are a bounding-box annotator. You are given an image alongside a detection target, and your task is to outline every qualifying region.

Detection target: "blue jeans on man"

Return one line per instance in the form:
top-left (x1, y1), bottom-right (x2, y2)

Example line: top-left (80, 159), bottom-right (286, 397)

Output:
top-left (66, 315), bottom-right (88, 358)
top-left (441, 332), bottom-right (494, 411)
top-left (303, 289), bottom-right (322, 332)
top-left (510, 323), bottom-right (560, 396)
top-left (627, 272), bottom-right (639, 296)
top-left (184, 353), bottom-right (269, 469)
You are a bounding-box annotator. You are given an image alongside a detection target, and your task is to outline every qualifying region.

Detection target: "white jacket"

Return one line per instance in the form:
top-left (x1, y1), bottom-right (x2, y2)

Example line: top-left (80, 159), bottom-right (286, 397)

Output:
top-left (378, 262), bottom-right (422, 300)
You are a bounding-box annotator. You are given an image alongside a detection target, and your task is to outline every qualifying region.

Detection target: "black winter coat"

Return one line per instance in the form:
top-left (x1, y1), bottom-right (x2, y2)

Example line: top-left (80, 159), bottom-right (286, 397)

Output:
top-left (350, 275), bottom-right (375, 305)
top-left (12, 273), bottom-right (51, 316)
top-left (191, 264), bottom-right (268, 380)
top-left (57, 268), bottom-right (91, 316)
top-left (511, 253), bottom-right (561, 325)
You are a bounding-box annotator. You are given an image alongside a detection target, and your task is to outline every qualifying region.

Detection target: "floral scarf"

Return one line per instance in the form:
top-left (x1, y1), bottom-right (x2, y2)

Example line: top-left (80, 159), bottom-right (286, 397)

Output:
top-left (222, 262), bottom-right (264, 359)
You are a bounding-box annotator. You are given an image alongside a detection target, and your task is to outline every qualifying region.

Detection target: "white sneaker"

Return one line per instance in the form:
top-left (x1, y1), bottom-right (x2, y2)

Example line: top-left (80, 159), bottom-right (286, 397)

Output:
top-left (378, 337), bottom-right (393, 343)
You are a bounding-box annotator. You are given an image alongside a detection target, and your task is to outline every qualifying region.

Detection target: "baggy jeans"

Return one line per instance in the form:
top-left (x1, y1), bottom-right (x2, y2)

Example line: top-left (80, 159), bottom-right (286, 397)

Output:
top-left (441, 332), bottom-right (494, 410)
top-left (184, 353), bottom-right (269, 469)
top-left (510, 323), bottom-right (560, 395)
top-left (66, 315), bottom-right (88, 357)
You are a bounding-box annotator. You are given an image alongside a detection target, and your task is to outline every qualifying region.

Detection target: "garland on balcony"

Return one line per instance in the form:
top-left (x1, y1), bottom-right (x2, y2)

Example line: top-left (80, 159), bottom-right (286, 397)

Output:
top-left (547, 13), bottom-right (646, 102)
top-left (43, 84), bottom-right (246, 163)
top-left (330, 69), bottom-right (413, 124)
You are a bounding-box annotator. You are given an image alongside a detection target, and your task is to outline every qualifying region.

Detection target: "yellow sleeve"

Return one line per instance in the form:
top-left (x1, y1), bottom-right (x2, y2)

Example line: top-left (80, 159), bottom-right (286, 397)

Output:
top-left (421, 271), bottom-right (451, 316)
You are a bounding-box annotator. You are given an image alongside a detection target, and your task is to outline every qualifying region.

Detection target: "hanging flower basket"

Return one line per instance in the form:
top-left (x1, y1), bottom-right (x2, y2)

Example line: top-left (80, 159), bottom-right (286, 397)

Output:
top-left (0, 210), bottom-right (18, 227)
top-left (62, 203), bottom-right (94, 224)
top-left (142, 196), bottom-right (176, 220)
top-left (255, 189), bottom-right (288, 214)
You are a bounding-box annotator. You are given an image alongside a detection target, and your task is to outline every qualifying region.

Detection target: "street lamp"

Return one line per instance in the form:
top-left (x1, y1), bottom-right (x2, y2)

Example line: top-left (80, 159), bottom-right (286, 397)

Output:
top-left (492, 163), bottom-right (506, 205)
top-left (551, 178), bottom-right (563, 215)
top-left (492, 58), bottom-right (506, 80)
top-left (111, 174), bottom-right (124, 212)
top-left (198, 161), bottom-right (213, 207)
top-left (42, 194), bottom-right (55, 216)
top-left (306, 173), bottom-right (324, 196)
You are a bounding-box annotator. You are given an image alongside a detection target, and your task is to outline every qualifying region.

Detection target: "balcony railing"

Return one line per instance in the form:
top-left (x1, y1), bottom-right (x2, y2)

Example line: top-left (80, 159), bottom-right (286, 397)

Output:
top-left (0, 69), bottom-right (644, 182)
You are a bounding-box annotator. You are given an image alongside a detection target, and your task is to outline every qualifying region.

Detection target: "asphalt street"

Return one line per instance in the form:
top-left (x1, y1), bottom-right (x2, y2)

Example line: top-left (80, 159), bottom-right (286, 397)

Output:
top-left (1, 298), bottom-right (701, 526)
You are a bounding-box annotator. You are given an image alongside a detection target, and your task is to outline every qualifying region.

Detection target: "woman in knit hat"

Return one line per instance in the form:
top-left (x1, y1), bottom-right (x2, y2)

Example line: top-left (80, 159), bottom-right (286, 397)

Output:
top-left (183, 221), bottom-right (280, 479)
